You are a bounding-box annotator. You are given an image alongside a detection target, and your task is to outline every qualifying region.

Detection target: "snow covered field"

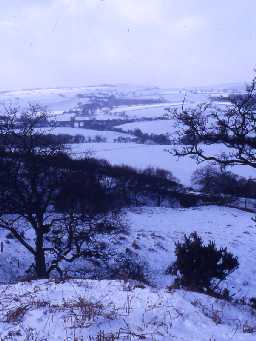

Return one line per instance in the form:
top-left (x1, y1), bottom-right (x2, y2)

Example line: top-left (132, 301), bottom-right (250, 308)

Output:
top-left (116, 119), bottom-right (176, 135)
top-left (125, 206), bottom-right (256, 297)
top-left (109, 103), bottom-right (179, 119)
top-left (0, 205), bottom-right (255, 340)
top-left (0, 206), bottom-right (255, 296)
top-left (0, 86), bottom-right (172, 112)
top-left (0, 85), bottom-right (227, 117)
top-left (71, 143), bottom-right (256, 187)
top-left (0, 84), bottom-right (254, 340)
top-left (0, 278), bottom-right (255, 341)
top-left (38, 127), bottom-right (134, 143)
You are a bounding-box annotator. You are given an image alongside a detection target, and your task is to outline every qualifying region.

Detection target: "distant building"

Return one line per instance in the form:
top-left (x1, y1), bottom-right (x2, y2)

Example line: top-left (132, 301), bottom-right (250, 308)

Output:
top-left (73, 116), bottom-right (91, 128)
top-left (50, 111), bottom-right (92, 128)
top-left (50, 113), bottom-right (74, 127)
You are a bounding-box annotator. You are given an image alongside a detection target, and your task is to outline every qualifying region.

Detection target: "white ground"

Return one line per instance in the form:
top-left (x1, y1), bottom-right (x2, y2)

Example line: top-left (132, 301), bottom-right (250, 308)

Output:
top-left (0, 206), bottom-right (255, 297)
top-left (1, 85), bottom-right (254, 339)
top-left (116, 119), bottom-right (176, 135)
top-left (0, 205), bottom-right (255, 339)
top-left (109, 103), bottom-right (180, 119)
top-left (0, 278), bottom-right (255, 341)
top-left (125, 206), bottom-right (256, 298)
top-left (71, 143), bottom-right (256, 187)
top-left (38, 127), bottom-right (134, 143)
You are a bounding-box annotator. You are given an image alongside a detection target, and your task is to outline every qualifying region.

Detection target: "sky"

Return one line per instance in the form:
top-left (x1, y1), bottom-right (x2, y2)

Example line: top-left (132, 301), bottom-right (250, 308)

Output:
top-left (0, 0), bottom-right (256, 90)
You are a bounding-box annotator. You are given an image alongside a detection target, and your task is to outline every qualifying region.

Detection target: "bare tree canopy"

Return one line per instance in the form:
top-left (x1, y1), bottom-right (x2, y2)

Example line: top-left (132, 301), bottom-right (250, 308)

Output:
top-left (0, 106), bottom-right (120, 279)
top-left (172, 75), bottom-right (256, 169)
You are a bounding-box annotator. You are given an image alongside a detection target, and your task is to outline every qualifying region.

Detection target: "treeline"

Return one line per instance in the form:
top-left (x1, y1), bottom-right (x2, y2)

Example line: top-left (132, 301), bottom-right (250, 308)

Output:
top-left (0, 142), bottom-right (183, 278)
top-left (131, 128), bottom-right (171, 145)
top-left (46, 133), bottom-right (107, 144)
top-left (193, 165), bottom-right (256, 199)
top-left (0, 108), bottom-right (184, 279)
top-left (77, 94), bottom-right (164, 115)
top-left (0, 145), bottom-right (184, 212)
top-left (68, 117), bottom-right (166, 131)
top-left (59, 157), bottom-right (184, 208)
top-left (0, 132), bottom-right (108, 147)
top-left (0, 105), bottom-right (253, 281)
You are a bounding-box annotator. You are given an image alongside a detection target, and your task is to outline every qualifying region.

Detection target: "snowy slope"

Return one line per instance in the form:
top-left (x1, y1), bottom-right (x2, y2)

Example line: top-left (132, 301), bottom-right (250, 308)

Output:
top-left (37, 127), bottom-right (134, 143)
top-left (0, 206), bottom-right (255, 299)
top-left (0, 279), bottom-right (255, 340)
top-left (71, 143), bottom-right (256, 187)
top-left (0, 205), bottom-right (255, 339)
top-left (116, 119), bottom-right (176, 135)
top-left (0, 85), bottom-right (225, 115)
top-left (125, 206), bottom-right (256, 298)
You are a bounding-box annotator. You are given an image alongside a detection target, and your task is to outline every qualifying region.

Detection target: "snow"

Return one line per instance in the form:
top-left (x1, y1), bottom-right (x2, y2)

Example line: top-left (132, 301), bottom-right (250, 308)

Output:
top-left (116, 119), bottom-right (176, 135)
top-left (112, 103), bottom-right (175, 112)
top-left (125, 206), bottom-right (256, 298)
top-left (50, 112), bottom-right (74, 121)
top-left (0, 206), bottom-right (255, 298)
top-left (71, 143), bottom-right (195, 186)
top-left (71, 143), bottom-right (256, 186)
top-left (110, 103), bottom-right (177, 119)
top-left (0, 278), bottom-right (255, 340)
top-left (39, 127), bottom-right (134, 143)
top-left (0, 204), bottom-right (255, 339)
top-left (1, 84), bottom-right (255, 339)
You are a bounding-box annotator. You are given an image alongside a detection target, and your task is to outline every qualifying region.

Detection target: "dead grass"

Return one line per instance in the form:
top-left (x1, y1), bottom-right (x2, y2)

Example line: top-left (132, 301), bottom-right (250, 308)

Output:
top-left (5, 304), bottom-right (29, 323)
top-left (242, 322), bottom-right (256, 334)
top-left (62, 296), bottom-right (118, 329)
top-left (191, 299), bottom-right (223, 325)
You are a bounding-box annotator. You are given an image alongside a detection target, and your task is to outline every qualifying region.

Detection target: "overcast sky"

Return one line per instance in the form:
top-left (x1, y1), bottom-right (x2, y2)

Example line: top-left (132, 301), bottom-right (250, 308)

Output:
top-left (0, 0), bottom-right (256, 90)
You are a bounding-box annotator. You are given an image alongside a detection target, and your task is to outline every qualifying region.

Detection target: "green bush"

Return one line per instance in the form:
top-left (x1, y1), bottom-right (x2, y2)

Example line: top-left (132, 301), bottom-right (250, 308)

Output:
top-left (168, 232), bottom-right (239, 292)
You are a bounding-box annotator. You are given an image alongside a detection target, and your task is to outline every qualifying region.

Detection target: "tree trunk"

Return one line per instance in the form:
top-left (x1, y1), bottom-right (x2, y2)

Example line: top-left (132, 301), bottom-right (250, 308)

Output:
top-left (35, 232), bottom-right (48, 278)
top-left (157, 195), bottom-right (161, 207)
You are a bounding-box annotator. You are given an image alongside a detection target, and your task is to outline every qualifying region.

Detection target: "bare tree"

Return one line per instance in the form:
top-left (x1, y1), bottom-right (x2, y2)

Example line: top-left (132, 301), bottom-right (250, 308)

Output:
top-left (0, 106), bottom-right (119, 279)
top-left (171, 75), bottom-right (256, 169)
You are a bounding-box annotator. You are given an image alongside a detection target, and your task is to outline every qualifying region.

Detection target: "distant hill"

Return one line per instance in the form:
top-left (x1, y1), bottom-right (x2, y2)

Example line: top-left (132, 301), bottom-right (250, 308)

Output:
top-left (192, 82), bottom-right (246, 92)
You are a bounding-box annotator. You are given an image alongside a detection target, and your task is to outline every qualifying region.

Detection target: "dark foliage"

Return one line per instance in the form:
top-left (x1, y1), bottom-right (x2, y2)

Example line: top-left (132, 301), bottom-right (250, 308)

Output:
top-left (0, 105), bottom-right (190, 280)
top-left (250, 297), bottom-right (256, 310)
top-left (177, 193), bottom-right (200, 207)
top-left (0, 106), bottom-right (124, 279)
top-left (108, 253), bottom-right (148, 283)
top-left (168, 232), bottom-right (239, 292)
top-left (77, 94), bottom-right (163, 116)
top-left (132, 128), bottom-right (171, 145)
top-left (0, 106), bottom-right (185, 280)
top-left (192, 165), bottom-right (256, 198)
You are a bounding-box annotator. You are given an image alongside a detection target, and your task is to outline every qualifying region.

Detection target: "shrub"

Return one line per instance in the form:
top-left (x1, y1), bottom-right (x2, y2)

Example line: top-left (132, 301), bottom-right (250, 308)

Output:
top-left (250, 297), bottom-right (256, 310)
top-left (168, 232), bottom-right (239, 292)
top-left (192, 165), bottom-right (256, 198)
top-left (109, 253), bottom-right (148, 283)
top-left (178, 193), bottom-right (199, 207)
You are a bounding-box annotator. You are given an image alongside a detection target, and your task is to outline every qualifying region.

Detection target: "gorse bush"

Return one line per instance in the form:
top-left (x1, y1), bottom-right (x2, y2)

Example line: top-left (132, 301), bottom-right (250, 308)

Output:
top-left (168, 232), bottom-right (239, 292)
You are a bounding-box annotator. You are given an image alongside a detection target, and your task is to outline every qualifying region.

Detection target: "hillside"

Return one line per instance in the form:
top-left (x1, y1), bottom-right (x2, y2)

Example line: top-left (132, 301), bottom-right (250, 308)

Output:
top-left (0, 278), bottom-right (255, 340)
